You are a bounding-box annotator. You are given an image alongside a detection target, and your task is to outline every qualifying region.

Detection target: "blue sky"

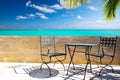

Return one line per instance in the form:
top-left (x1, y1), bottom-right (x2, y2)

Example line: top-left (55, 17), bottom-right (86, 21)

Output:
top-left (0, 0), bottom-right (120, 29)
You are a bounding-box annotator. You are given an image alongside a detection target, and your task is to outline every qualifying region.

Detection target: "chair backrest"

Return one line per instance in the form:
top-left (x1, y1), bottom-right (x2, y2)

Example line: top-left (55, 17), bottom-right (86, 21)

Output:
top-left (40, 36), bottom-right (56, 54)
top-left (98, 36), bottom-right (117, 56)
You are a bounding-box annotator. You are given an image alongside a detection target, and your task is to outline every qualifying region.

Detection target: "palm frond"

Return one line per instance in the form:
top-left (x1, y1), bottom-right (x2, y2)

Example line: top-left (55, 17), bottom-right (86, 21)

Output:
top-left (80, 0), bottom-right (91, 4)
top-left (103, 0), bottom-right (120, 21)
top-left (59, 0), bottom-right (91, 9)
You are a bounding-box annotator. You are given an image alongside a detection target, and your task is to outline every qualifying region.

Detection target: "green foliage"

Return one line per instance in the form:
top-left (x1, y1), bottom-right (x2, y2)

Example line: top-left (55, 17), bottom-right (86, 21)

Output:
top-left (103, 0), bottom-right (120, 21)
top-left (60, 0), bottom-right (91, 9)
top-left (80, 0), bottom-right (91, 4)
top-left (60, 0), bottom-right (120, 21)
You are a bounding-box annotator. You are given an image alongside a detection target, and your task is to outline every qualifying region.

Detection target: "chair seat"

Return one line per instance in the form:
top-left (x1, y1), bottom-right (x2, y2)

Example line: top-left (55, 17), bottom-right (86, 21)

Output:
top-left (41, 52), bottom-right (66, 57)
top-left (88, 53), bottom-right (113, 58)
top-left (103, 54), bottom-right (113, 58)
top-left (88, 53), bottom-right (104, 57)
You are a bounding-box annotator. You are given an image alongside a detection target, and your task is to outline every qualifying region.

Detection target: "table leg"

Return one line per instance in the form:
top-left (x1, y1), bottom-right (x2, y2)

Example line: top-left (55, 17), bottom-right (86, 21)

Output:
top-left (84, 46), bottom-right (92, 80)
top-left (88, 47), bottom-right (92, 73)
top-left (84, 60), bottom-right (89, 80)
top-left (66, 46), bottom-right (76, 75)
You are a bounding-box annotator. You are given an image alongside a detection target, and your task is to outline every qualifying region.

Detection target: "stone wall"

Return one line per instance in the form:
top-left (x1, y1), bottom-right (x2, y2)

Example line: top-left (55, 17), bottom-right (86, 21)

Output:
top-left (0, 36), bottom-right (120, 65)
top-left (0, 37), bottom-right (40, 62)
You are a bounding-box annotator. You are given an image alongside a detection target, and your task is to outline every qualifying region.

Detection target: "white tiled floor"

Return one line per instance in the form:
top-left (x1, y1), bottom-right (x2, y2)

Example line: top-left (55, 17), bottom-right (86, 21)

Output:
top-left (0, 62), bottom-right (120, 80)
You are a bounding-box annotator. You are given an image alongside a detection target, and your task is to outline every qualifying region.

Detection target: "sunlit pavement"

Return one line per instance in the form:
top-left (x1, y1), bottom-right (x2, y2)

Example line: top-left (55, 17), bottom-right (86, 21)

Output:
top-left (0, 62), bottom-right (120, 80)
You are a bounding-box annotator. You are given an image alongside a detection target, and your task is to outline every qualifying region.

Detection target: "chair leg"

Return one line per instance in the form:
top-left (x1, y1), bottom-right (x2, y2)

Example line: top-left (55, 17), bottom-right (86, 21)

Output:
top-left (59, 60), bottom-right (65, 71)
top-left (96, 63), bottom-right (100, 68)
top-left (55, 57), bottom-right (65, 71)
top-left (99, 65), bottom-right (106, 76)
top-left (40, 63), bottom-right (43, 69)
top-left (99, 64), bottom-right (114, 76)
top-left (52, 61), bottom-right (56, 67)
top-left (40, 62), bottom-right (52, 76)
top-left (109, 65), bottom-right (114, 72)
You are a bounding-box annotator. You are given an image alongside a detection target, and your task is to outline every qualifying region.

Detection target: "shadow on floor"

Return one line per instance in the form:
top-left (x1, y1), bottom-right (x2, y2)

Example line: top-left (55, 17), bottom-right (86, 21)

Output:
top-left (12, 65), bottom-right (59, 78)
top-left (8, 64), bottom-right (120, 80)
top-left (29, 68), bottom-right (59, 78)
top-left (61, 66), bottom-right (120, 80)
top-left (90, 69), bottom-right (120, 80)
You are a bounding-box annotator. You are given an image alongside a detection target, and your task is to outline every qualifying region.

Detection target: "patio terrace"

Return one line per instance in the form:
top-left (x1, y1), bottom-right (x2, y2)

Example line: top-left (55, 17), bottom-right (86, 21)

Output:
top-left (0, 62), bottom-right (120, 80)
top-left (0, 36), bottom-right (120, 80)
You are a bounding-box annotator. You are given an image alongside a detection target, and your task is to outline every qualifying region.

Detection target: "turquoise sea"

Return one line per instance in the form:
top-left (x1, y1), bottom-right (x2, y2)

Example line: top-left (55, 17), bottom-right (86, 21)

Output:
top-left (0, 29), bottom-right (120, 36)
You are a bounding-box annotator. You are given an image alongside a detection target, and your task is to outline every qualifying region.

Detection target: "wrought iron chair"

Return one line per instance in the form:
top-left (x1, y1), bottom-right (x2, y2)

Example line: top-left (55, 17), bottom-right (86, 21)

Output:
top-left (88, 36), bottom-right (117, 75)
top-left (40, 36), bottom-right (67, 76)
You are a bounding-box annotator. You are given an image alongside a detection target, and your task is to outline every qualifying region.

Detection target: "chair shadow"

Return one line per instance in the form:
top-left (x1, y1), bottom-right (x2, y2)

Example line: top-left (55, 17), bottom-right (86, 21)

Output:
top-left (10, 65), bottom-right (59, 78)
top-left (28, 67), bottom-right (59, 78)
top-left (8, 64), bottom-right (120, 80)
top-left (60, 65), bottom-right (120, 80)
top-left (90, 69), bottom-right (120, 80)
top-left (8, 65), bottom-right (29, 74)
top-left (62, 66), bottom-right (86, 80)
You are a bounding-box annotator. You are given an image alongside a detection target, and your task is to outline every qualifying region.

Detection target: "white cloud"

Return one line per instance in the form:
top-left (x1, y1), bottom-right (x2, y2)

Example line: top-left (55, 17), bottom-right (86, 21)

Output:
top-left (16, 13), bottom-right (48, 20)
top-left (61, 11), bottom-right (73, 17)
top-left (27, 14), bottom-right (35, 17)
top-left (36, 12), bottom-right (48, 20)
top-left (87, 6), bottom-right (98, 11)
top-left (18, 1), bottom-right (63, 20)
top-left (50, 4), bottom-right (63, 10)
top-left (16, 16), bottom-right (28, 20)
top-left (36, 12), bottom-right (44, 16)
top-left (63, 20), bottom-right (120, 29)
top-left (33, 4), bottom-right (55, 13)
top-left (26, 1), bottom-right (31, 6)
top-left (16, 14), bottom-right (35, 20)
top-left (77, 15), bottom-right (83, 19)
top-left (96, 20), bottom-right (104, 23)
top-left (52, 18), bottom-right (120, 29)
top-left (61, 14), bottom-right (73, 17)
top-left (26, 1), bottom-right (56, 13)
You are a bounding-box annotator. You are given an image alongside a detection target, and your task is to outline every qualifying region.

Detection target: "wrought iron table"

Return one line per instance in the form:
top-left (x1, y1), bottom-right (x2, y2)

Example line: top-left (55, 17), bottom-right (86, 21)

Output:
top-left (65, 43), bottom-right (97, 80)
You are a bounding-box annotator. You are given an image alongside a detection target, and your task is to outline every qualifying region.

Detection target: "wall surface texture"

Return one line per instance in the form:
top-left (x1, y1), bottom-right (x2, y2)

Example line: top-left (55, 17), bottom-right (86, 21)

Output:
top-left (0, 36), bottom-right (120, 65)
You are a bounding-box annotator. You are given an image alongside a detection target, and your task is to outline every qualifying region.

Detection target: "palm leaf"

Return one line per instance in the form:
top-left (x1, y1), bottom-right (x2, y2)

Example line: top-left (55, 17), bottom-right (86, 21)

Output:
top-left (80, 0), bottom-right (91, 4)
top-left (103, 0), bottom-right (120, 21)
top-left (60, 0), bottom-right (91, 9)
